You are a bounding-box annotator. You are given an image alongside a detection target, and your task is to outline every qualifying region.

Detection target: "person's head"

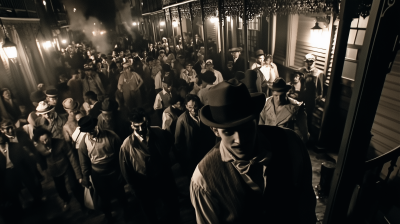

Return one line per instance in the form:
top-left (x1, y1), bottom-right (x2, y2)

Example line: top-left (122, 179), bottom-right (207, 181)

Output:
top-left (230, 48), bottom-right (241, 59)
top-left (78, 116), bottom-right (99, 137)
top-left (162, 77), bottom-right (173, 93)
top-left (45, 89), bottom-right (58, 106)
top-left (62, 98), bottom-right (80, 116)
top-left (227, 61), bottom-right (233, 70)
top-left (169, 95), bottom-right (184, 110)
top-left (199, 71), bottom-right (217, 87)
top-left (122, 63), bottom-right (131, 72)
top-left (199, 79), bottom-right (265, 159)
top-left (304, 54), bottom-right (315, 68)
top-left (143, 51), bottom-right (148, 57)
top-left (162, 64), bottom-right (171, 76)
top-left (59, 74), bottom-right (68, 83)
top-left (185, 62), bottom-right (193, 72)
top-left (155, 59), bottom-right (161, 67)
top-left (265, 54), bottom-right (273, 65)
top-left (0, 119), bottom-right (15, 137)
top-left (270, 78), bottom-right (291, 104)
top-left (100, 98), bottom-right (117, 122)
top-left (149, 43), bottom-right (153, 48)
top-left (205, 59), bottom-right (214, 71)
top-left (84, 91), bottom-right (98, 105)
top-left (146, 57), bottom-right (155, 66)
top-left (195, 34), bottom-right (199, 39)
top-left (129, 107), bottom-right (149, 137)
top-left (185, 94), bottom-right (202, 117)
top-left (177, 55), bottom-right (185, 64)
top-left (159, 50), bottom-right (165, 57)
top-left (292, 72), bottom-right (303, 84)
top-left (1, 88), bottom-right (11, 100)
top-left (33, 127), bottom-right (53, 147)
top-left (119, 51), bottom-right (124, 57)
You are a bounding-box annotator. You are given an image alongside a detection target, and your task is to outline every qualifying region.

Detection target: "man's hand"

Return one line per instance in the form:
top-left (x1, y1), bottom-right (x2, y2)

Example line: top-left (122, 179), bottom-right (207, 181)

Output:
top-left (80, 178), bottom-right (92, 189)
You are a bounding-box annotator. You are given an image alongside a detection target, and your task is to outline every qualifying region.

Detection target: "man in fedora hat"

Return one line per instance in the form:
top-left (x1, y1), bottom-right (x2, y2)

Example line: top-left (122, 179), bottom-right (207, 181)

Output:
top-left (77, 116), bottom-right (129, 222)
top-left (298, 53), bottom-right (324, 132)
top-left (197, 71), bottom-right (217, 105)
top-left (46, 88), bottom-right (65, 115)
top-left (201, 59), bottom-right (224, 85)
top-left (193, 53), bottom-right (205, 76)
top-left (62, 98), bottom-right (81, 147)
top-left (175, 94), bottom-right (216, 177)
top-left (228, 47), bottom-right (245, 73)
top-left (155, 64), bottom-right (173, 93)
top-left (97, 98), bottom-right (131, 140)
top-left (83, 91), bottom-right (102, 118)
top-left (162, 95), bottom-right (185, 135)
top-left (35, 101), bottom-right (67, 140)
top-left (120, 108), bottom-right (181, 223)
top-left (158, 49), bottom-right (168, 64)
top-left (82, 64), bottom-right (107, 102)
top-left (251, 51), bottom-right (279, 96)
top-left (259, 78), bottom-right (309, 142)
top-left (190, 79), bottom-right (316, 223)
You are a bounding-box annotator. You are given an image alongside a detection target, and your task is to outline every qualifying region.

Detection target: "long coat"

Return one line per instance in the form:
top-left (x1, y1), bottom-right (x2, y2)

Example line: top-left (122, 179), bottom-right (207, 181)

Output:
top-left (231, 56), bottom-right (246, 73)
top-left (174, 111), bottom-right (216, 176)
top-left (0, 143), bottom-right (42, 202)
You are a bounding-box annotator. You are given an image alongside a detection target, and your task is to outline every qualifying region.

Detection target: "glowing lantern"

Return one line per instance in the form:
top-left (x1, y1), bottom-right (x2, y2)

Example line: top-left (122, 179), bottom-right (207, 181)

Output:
top-left (2, 37), bottom-right (17, 59)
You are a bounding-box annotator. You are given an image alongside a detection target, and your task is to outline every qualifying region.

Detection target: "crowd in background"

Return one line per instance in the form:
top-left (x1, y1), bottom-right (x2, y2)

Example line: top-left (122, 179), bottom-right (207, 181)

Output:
top-left (0, 30), bottom-right (323, 223)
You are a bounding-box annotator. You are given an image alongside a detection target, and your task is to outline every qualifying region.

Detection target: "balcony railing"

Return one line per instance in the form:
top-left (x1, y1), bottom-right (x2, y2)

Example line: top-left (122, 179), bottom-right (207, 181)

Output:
top-left (0, 0), bottom-right (38, 18)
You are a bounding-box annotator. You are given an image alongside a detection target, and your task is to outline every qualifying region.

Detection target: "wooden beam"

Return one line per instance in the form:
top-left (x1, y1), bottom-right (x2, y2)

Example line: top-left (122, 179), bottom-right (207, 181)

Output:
top-left (177, 5), bottom-right (185, 54)
top-left (323, 0), bottom-right (400, 223)
top-left (200, 0), bottom-right (208, 59)
top-left (189, 2), bottom-right (196, 55)
top-left (218, 0), bottom-right (225, 70)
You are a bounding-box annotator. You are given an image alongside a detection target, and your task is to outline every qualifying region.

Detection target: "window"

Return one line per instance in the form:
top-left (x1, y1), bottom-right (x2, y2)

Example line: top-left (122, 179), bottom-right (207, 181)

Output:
top-left (238, 17), bottom-right (260, 30)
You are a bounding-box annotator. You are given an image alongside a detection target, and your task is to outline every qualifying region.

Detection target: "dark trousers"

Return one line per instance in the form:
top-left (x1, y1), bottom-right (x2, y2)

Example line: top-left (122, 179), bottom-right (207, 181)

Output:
top-left (53, 167), bottom-right (84, 206)
top-left (91, 170), bottom-right (128, 219)
top-left (304, 99), bottom-right (316, 134)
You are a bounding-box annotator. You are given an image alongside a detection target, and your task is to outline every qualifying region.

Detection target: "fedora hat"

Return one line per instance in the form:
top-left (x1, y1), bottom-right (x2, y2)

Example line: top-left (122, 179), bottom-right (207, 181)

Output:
top-left (199, 71), bottom-right (216, 84)
top-left (62, 98), bottom-right (79, 111)
top-left (255, 49), bottom-right (265, 57)
top-left (36, 101), bottom-right (55, 115)
top-left (229, 47), bottom-right (242, 52)
top-left (30, 91), bottom-right (47, 103)
top-left (45, 89), bottom-right (58, 98)
top-left (101, 98), bottom-right (118, 113)
top-left (271, 77), bottom-right (291, 92)
top-left (205, 59), bottom-right (213, 65)
top-left (200, 79), bottom-right (266, 128)
top-left (78, 116), bottom-right (98, 132)
top-left (241, 70), bottom-right (259, 93)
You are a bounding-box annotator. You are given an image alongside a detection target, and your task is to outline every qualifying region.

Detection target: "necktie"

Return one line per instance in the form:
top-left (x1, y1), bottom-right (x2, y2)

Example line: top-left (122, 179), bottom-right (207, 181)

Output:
top-left (231, 150), bottom-right (272, 175)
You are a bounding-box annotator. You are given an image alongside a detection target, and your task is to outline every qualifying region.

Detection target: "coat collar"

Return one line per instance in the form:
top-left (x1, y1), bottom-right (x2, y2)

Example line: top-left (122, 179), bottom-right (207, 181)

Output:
top-left (265, 97), bottom-right (302, 125)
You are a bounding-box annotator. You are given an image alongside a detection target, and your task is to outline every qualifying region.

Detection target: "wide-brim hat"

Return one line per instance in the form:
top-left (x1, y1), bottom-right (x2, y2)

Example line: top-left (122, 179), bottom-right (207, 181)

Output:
top-left (229, 47), bottom-right (242, 52)
top-left (271, 77), bottom-right (291, 92)
top-left (36, 101), bottom-right (55, 115)
top-left (45, 89), bottom-right (58, 98)
top-left (199, 71), bottom-right (216, 84)
top-left (78, 116), bottom-right (98, 132)
top-left (205, 59), bottom-right (213, 65)
top-left (255, 49), bottom-right (265, 56)
top-left (101, 98), bottom-right (118, 113)
top-left (62, 98), bottom-right (80, 111)
top-left (200, 79), bottom-right (266, 128)
top-left (30, 91), bottom-right (47, 103)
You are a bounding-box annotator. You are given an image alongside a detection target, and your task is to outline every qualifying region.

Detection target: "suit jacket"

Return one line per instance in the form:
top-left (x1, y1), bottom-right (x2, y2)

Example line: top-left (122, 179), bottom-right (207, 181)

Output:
top-left (0, 143), bottom-right (41, 199)
top-left (231, 56), bottom-right (246, 73)
top-left (43, 138), bottom-right (82, 179)
top-left (259, 97), bottom-right (309, 142)
top-left (174, 111), bottom-right (216, 176)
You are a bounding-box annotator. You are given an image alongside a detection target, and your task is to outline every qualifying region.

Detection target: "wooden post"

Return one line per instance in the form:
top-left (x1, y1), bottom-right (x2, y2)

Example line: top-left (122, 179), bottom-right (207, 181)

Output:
top-left (242, 0), bottom-right (248, 70)
top-left (323, 0), bottom-right (400, 223)
top-left (169, 8), bottom-right (177, 48)
top-left (318, 0), bottom-right (358, 148)
top-left (200, 0), bottom-right (208, 59)
top-left (218, 0), bottom-right (225, 71)
top-left (164, 10), bottom-right (170, 45)
top-left (177, 5), bottom-right (185, 54)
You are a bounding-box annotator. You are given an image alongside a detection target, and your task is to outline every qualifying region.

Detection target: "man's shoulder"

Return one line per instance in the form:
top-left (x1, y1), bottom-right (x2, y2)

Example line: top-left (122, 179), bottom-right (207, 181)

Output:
top-left (177, 111), bottom-right (189, 122)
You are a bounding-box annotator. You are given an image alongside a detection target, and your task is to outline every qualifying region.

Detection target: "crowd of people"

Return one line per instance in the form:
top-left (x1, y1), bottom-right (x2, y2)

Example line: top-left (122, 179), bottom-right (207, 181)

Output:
top-left (0, 32), bottom-right (325, 223)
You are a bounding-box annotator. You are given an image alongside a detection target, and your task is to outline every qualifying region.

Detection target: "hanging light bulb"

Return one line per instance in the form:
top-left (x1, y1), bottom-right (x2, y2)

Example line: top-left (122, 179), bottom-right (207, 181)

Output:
top-left (160, 21), bottom-right (165, 26)
top-left (61, 39), bottom-right (67, 44)
top-left (42, 41), bottom-right (52, 49)
top-left (210, 17), bottom-right (218, 23)
top-left (172, 20), bottom-right (178, 27)
top-left (132, 22), bottom-right (137, 26)
top-left (2, 37), bottom-right (17, 59)
top-left (43, 0), bottom-right (46, 6)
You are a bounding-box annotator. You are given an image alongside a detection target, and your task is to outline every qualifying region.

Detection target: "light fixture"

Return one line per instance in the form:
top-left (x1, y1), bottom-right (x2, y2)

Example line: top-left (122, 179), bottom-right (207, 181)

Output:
top-left (100, 31), bottom-right (104, 35)
top-left (94, 23), bottom-right (96, 25)
top-left (132, 22), bottom-right (137, 26)
top-left (73, 8), bottom-right (76, 12)
top-left (172, 20), bottom-right (178, 27)
top-left (0, 18), bottom-right (17, 60)
top-left (310, 20), bottom-right (323, 35)
top-left (61, 39), bottom-right (67, 44)
top-left (3, 38), bottom-right (18, 59)
top-left (210, 17), bottom-right (218, 23)
top-left (42, 41), bottom-right (52, 49)
top-left (160, 21), bottom-right (165, 26)
top-left (227, 16), bottom-right (231, 22)
top-left (43, 0), bottom-right (46, 6)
